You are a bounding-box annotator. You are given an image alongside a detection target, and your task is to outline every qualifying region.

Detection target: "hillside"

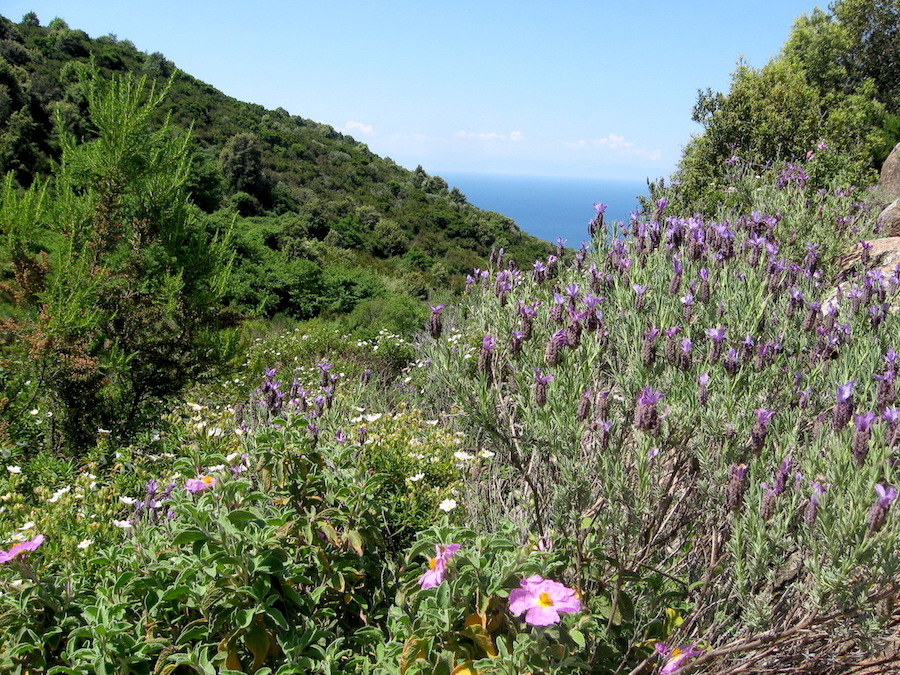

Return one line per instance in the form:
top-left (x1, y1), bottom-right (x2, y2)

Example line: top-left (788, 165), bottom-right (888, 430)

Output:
top-left (0, 12), bottom-right (551, 322)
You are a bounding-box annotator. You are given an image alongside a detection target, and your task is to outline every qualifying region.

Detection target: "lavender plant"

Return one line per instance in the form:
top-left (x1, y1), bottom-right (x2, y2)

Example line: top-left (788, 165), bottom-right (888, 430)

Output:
top-left (413, 155), bottom-right (899, 673)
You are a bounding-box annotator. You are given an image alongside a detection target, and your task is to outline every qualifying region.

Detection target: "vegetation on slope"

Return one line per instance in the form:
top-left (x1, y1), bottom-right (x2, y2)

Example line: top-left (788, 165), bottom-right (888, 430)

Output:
top-left (0, 11), bottom-right (550, 324)
top-left (674, 0), bottom-right (900, 212)
top-left (0, 2), bottom-right (898, 673)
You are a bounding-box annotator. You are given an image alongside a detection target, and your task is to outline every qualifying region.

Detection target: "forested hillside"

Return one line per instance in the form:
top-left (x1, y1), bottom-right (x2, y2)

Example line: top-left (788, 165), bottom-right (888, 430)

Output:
top-left (673, 0), bottom-right (900, 212)
top-left (0, 12), bottom-right (549, 324)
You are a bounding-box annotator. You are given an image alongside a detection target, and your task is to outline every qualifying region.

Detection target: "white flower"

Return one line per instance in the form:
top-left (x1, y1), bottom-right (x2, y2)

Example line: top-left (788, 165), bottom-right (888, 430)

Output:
top-left (18, 521), bottom-right (34, 530)
top-left (206, 464), bottom-right (225, 473)
top-left (119, 496), bottom-right (137, 505)
top-left (112, 519), bottom-right (133, 530)
top-left (408, 452), bottom-right (425, 460)
top-left (438, 499), bottom-right (457, 512)
top-left (97, 428), bottom-right (111, 435)
top-left (478, 449), bottom-right (495, 459)
top-left (364, 413), bottom-right (383, 423)
top-left (425, 419), bottom-right (439, 426)
top-left (29, 409), bottom-right (39, 415)
top-left (453, 451), bottom-right (474, 462)
top-left (206, 426), bottom-right (224, 437)
top-left (409, 473), bottom-right (425, 482)
top-left (6, 465), bottom-right (21, 474)
top-left (47, 486), bottom-right (71, 503)
top-left (225, 452), bottom-right (241, 463)
top-left (77, 539), bottom-right (93, 550)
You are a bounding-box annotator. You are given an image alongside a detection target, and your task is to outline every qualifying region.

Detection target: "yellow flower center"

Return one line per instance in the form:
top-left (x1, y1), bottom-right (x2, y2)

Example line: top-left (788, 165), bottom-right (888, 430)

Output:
top-left (428, 557), bottom-right (437, 570)
top-left (538, 591), bottom-right (554, 608)
top-left (202, 475), bottom-right (214, 485)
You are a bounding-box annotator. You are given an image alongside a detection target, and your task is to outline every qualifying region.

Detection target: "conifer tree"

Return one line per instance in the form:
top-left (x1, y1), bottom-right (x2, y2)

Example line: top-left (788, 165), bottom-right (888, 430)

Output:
top-left (0, 69), bottom-right (234, 449)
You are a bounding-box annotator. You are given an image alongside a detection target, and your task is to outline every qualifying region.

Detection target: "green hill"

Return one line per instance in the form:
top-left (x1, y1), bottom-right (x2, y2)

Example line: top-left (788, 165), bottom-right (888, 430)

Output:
top-left (0, 12), bottom-right (550, 322)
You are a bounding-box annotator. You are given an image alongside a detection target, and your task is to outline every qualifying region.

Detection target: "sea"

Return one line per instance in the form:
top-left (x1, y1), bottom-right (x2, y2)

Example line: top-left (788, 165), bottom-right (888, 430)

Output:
top-left (441, 172), bottom-right (651, 246)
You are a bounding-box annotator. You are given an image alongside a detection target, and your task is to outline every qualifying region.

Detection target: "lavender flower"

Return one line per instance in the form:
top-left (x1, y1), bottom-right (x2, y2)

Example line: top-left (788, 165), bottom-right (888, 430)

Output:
top-left (760, 482), bottom-right (777, 522)
top-left (633, 386), bottom-right (664, 433)
top-left (705, 326), bottom-right (726, 363)
top-left (642, 327), bottom-right (660, 367)
top-left (724, 347), bottom-right (739, 376)
top-left (633, 283), bottom-right (649, 312)
top-left (679, 337), bottom-right (693, 370)
top-left (867, 484), bottom-right (897, 534)
top-left (681, 291), bottom-right (694, 323)
top-left (751, 408), bottom-right (774, 453)
top-left (664, 326), bottom-right (680, 364)
top-left (544, 330), bottom-right (568, 367)
top-left (697, 267), bottom-right (711, 303)
top-left (833, 379), bottom-right (856, 431)
top-left (804, 482), bottom-right (826, 526)
top-left (726, 463), bottom-right (748, 511)
top-left (576, 389), bottom-right (592, 422)
top-left (534, 370), bottom-right (554, 407)
top-left (478, 334), bottom-right (496, 383)
top-left (697, 372), bottom-right (710, 405)
top-left (852, 412), bottom-right (877, 467)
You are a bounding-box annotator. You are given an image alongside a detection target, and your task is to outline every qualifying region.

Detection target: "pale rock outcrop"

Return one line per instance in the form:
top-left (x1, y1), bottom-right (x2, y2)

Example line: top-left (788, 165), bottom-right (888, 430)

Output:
top-left (878, 142), bottom-right (900, 201)
top-left (879, 198), bottom-right (900, 238)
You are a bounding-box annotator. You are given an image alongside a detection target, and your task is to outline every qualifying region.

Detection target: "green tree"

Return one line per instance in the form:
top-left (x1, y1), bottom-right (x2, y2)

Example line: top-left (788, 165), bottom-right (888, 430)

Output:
top-left (219, 131), bottom-right (268, 199)
top-left (0, 71), bottom-right (234, 449)
top-left (20, 12), bottom-right (40, 28)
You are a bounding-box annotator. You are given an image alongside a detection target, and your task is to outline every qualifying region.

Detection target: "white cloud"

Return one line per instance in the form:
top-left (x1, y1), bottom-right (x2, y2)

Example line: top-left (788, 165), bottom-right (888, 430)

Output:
top-left (455, 130), bottom-right (525, 142)
top-left (564, 133), bottom-right (663, 161)
top-left (343, 120), bottom-right (374, 135)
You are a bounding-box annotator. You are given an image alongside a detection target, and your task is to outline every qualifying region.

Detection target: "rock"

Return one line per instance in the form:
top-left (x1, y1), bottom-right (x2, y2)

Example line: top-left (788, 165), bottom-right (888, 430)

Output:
top-left (830, 236), bottom-right (900, 312)
top-left (878, 142), bottom-right (900, 201)
top-left (879, 198), bottom-right (900, 238)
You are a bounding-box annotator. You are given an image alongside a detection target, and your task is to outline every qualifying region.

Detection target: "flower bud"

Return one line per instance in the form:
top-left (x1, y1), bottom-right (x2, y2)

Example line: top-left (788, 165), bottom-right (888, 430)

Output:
top-left (726, 463), bottom-right (748, 511)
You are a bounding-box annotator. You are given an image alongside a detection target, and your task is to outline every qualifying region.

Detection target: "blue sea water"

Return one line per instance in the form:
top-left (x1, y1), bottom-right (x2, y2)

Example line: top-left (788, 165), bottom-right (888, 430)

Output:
top-left (441, 172), bottom-right (650, 246)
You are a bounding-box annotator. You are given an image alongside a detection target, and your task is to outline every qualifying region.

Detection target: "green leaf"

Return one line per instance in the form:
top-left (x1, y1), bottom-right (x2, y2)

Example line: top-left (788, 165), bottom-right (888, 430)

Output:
top-left (176, 620), bottom-right (209, 645)
top-left (570, 629), bottom-right (586, 650)
top-left (161, 586), bottom-right (192, 602)
top-left (346, 529), bottom-right (364, 556)
top-left (227, 509), bottom-right (262, 528)
top-left (172, 529), bottom-right (208, 546)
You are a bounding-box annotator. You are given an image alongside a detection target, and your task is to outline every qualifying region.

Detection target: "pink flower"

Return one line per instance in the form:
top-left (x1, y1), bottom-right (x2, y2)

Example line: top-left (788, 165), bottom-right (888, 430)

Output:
top-left (418, 543), bottom-right (461, 589)
top-left (185, 475), bottom-right (216, 493)
top-left (0, 534), bottom-right (44, 563)
top-left (655, 643), bottom-right (704, 674)
top-left (508, 574), bottom-right (581, 626)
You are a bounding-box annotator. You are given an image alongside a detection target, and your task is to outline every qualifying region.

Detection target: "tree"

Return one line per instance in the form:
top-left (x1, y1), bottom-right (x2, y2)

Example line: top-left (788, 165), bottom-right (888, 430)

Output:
top-left (0, 71), bottom-right (234, 449)
top-left (20, 12), bottom-right (40, 27)
top-left (219, 132), bottom-right (268, 199)
top-left (831, 0), bottom-right (900, 108)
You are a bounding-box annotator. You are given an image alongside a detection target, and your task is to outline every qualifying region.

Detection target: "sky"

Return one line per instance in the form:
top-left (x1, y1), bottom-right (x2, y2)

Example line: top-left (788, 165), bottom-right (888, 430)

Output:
top-left (4, 0), bottom-right (825, 181)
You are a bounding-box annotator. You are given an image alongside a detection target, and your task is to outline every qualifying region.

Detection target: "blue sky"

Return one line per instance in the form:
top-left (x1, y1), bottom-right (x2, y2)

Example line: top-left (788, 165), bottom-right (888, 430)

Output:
top-left (5, 1), bottom-right (823, 180)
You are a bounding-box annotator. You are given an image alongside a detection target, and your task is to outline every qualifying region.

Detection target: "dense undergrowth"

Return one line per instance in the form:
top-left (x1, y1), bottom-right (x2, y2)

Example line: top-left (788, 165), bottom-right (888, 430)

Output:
top-left (0, 152), bottom-right (897, 674)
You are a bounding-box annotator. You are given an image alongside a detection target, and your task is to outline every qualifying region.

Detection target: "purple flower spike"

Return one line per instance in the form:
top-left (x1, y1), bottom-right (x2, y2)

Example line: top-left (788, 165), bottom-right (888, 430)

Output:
top-left (634, 386), bottom-right (664, 433)
top-left (705, 327), bottom-right (727, 342)
top-left (836, 380), bottom-right (856, 404)
top-left (876, 483), bottom-right (898, 508)
top-left (868, 483), bottom-right (897, 534)
top-left (534, 369), bottom-right (554, 385)
top-left (756, 409), bottom-right (775, 427)
top-left (833, 379), bottom-right (856, 431)
top-left (854, 411), bottom-right (877, 432)
top-left (637, 386), bottom-right (664, 406)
